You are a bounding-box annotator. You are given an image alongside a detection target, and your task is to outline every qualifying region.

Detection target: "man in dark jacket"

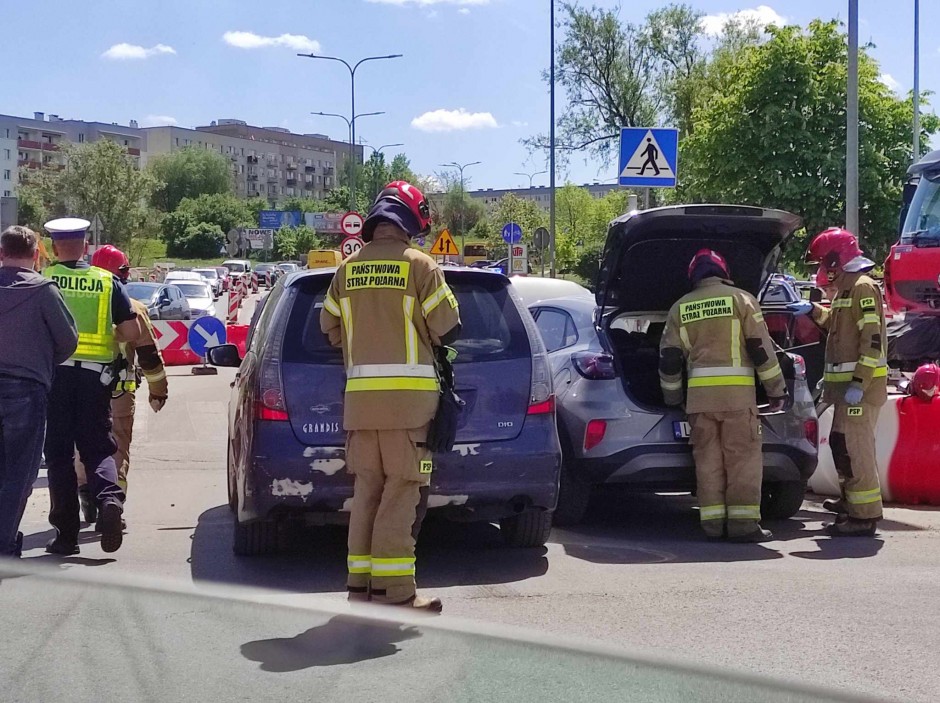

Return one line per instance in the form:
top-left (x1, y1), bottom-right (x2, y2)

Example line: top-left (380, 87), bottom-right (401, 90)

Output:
top-left (0, 226), bottom-right (78, 557)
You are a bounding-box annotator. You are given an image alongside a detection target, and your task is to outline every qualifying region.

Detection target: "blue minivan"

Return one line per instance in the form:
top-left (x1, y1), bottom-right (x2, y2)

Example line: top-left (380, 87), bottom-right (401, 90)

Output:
top-left (210, 268), bottom-right (562, 555)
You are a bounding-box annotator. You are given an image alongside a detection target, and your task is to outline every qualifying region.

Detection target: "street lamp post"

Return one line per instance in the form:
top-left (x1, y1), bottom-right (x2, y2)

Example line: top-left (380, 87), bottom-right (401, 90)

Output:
top-left (361, 142), bottom-right (405, 200)
top-left (310, 111), bottom-right (384, 204)
top-left (846, 0), bottom-right (859, 235)
top-left (549, 0), bottom-right (557, 277)
top-left (298, 52), bottom-right (403, 209)
top-left (514, 169), bottom-right (548, 189)
top-left (440, 160), bottom-right (481, 263)
top-left (914, 0), bottom-right (921, 163)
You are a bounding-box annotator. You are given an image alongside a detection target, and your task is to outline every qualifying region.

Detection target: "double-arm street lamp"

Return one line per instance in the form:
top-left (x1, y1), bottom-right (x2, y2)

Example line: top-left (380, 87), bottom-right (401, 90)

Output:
top-left (440, 160), bottom-right (482, 263)
top-left (514, 169), bottom-right (548, 189)
top-left (361, 142), bottom-right (405, 199)
top-left (298, 53), bottom-right (403, 210)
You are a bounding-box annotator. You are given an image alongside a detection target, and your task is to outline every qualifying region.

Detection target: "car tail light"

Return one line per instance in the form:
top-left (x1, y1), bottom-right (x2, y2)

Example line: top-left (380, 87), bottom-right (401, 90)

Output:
top-left (791, 353), bottom-right (806, 379)
top-left (804, 418), bottom-right (818, 447)
top-left (572, 351), bottom-right (616, 380)
top-left (513, 290), bottom-right (556, 416)
top-left (584, 419), bottom-right (607, 450)
top-left (254, 289), bottom-right (292, 422)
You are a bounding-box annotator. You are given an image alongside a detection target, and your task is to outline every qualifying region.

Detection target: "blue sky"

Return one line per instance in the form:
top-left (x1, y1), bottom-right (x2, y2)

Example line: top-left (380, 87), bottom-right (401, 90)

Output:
top-left (2, 0), bottom-right (934, 189)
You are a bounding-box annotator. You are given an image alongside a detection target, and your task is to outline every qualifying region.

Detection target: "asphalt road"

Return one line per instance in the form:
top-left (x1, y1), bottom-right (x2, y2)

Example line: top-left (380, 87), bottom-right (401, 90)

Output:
top-left (6, 290), bottom-right (940, 702)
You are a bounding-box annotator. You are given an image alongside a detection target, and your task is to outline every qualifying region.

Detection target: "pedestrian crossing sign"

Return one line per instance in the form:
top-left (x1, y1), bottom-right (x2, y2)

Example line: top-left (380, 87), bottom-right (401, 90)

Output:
top-left (430, 228), bottom-right (459, 257)
top-left (618, 127), bottom-right (678, 188)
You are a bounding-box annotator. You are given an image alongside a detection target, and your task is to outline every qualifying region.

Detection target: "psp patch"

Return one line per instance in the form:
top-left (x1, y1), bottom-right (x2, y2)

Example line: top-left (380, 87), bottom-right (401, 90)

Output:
top-left (680, 296), bottom-right (734, 324)
top-left (847, 406), bottom-right (864, 417)
top-left (860, 297), bottom-right (876, 309)
top-left (345, 260), bottom-right (411, 291)
top-left (419, 460), bottom-right (433, 474)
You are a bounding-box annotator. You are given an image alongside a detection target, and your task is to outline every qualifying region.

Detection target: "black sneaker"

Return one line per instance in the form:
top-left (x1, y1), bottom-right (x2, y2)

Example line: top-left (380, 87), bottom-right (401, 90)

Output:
top-left (45, 537), bottom-right (79, 556)
top-left (97, 501), bottom-right (124, 553)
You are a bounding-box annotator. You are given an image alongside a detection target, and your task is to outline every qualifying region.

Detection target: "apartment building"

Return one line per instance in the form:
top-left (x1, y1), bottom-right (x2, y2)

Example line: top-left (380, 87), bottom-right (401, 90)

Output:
top-left (0, 112), bottom-right (145, 197)
top-left (143, 119), bottom-right (357, 202)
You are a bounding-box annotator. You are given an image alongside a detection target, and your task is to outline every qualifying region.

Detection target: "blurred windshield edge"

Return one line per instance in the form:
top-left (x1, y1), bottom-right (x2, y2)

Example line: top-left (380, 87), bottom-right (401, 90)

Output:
top-left (0, 561), bottom-right (883, 703)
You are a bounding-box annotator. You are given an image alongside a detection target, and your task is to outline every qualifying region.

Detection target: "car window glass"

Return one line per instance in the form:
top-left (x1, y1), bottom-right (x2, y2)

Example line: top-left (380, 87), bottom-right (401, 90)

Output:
top-left (536, 308), bottom-right (576, 352)
top-left (248, 285), bottom-right (286, 352)
top-left (281, 274), bottom-right (529, 365)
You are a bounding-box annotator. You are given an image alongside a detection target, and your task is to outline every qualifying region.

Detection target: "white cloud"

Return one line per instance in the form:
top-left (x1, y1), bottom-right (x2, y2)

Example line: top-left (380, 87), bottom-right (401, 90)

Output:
top-left (458, 7), bottom-right (471, 14)
top-left (222, 31), bottom-right (320, 52)
top-left (101, 43), bottom-right (176, 60)
top-left (365, 0), bottom-right (488, 6)
top-left (879, 73), bottom-right (902, 93)
top-left (411, 108), bottom-right (499, 132)
top-left (700, 5), bottom-right (786, 36)
top-left (141, 115), bottom-right (178, 128)
top-left (511, 120), bottom-right (529, 128)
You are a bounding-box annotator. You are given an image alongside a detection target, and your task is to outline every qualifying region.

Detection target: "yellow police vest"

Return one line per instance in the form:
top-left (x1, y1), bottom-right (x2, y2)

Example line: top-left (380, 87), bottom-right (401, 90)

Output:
top-left (45, 264), bottom-right (116, 363)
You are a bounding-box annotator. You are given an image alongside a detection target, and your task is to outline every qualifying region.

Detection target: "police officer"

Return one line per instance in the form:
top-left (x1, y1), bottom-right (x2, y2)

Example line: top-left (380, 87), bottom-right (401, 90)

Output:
top-left (660, 249), bottom-right (788, 542)
top-left (800, 228), bottom-right (886, 537)
top-left (320, 181), bottom-right (461, 612)
top-left (76, 245), bottom-right (168, 524)
top-left (43, 218), bottom-right (139, 555)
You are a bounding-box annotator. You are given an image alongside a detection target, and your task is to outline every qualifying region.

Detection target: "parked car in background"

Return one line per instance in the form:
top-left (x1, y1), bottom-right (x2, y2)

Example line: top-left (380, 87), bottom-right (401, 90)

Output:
top-left (253, 263), bottom-right (279, 289)
top-left (124, 282), bottom-right (192, 320)
top-left (511, 276), bottom-right (592, 307)
top-left (173, 280), bottom-right (216, 318)
top-left (487, 258), bottom-right (534, 275)
top-left (276, 262), bottom-right (300, 276)
top-left (530, 205), bottom-right (819, 526)
top-left (194, 268), bottom-right (223, 298)
top-left (208, 267), bottom-right (561, 555)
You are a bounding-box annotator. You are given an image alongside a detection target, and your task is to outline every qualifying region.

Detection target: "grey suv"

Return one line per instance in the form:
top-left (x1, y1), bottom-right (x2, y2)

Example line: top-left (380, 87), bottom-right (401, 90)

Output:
top-left (530, 205), bottom-right (819, 525)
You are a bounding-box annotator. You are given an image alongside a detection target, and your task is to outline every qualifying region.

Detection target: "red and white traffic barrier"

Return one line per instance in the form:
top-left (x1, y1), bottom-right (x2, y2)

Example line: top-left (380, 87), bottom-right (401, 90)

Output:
top-left (809, 394), bottom-right (940, 505)
top-left (227, 286), bottom-right (240, 325)
top-left (152, 320), bottom-right (202, 366)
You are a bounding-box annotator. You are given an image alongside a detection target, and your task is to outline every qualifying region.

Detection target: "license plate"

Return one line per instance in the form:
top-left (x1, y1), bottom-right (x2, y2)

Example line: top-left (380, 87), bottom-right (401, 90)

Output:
top-left (673, 421), bottom-right (691, 440)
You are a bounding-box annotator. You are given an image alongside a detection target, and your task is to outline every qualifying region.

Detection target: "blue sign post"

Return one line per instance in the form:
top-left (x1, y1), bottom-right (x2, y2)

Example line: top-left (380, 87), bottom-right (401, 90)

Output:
top-left (188, 316), bottom-right (227, 375)
top-left (618, 128), bottom-right (679, 188)
top-left (501, 223), bottom-right (523, 244)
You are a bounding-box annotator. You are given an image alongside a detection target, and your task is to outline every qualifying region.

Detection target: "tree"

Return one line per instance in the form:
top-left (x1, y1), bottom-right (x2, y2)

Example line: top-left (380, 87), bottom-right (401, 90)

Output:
top-left (274, 224), bottom-right (323, 260)
top-left (148, 148), bottom-right (233, 212)
top-left (439, 184), bottom-right (485, 242)
top-left (389, 154), bottom-right (418, 184)
top-left (160, 193), bottom-right (252, 258)
top-left (681, 20), bottom-right (940, 263)
top-left (18, 140), bottom-right (156, 246)
top-left (555, 185), bottom-right (629, 279)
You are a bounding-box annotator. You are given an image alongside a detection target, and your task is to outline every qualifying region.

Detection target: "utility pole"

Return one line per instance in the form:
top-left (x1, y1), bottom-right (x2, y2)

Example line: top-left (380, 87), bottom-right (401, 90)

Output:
top-left (441, 160), bottom-right (481, 264)
top-left (549, 0), bottom-right (557, 278)
top-left (846, 0), bottom-right (859, 234)
top-left (913, 0), bottom-right (921, 163)
top-left (298, 53), bottom-right (402, 210)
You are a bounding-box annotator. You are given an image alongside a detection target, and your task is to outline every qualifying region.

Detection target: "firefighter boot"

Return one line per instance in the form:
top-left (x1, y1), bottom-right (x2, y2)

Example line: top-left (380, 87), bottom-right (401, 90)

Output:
top-left (728, 527), bottom-right (774, 543)
top-left (825, 517), bottom-right (878, 537)
top-left (822, 498), bottom-right (846, 515)
top-left (396, 595), bottom-right (443, 613)
top-left (78, 485), bottom-right (97, 524)
top-left (347, 586), bottom-right (370, 603)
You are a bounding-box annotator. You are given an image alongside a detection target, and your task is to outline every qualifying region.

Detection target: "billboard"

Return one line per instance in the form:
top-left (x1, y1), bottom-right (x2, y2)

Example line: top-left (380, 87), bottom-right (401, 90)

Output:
top-left (244, 228), bottom-right (275, 250)
top-left (259, 210), bottom-right (302, 229)
top-left (304, 212), bottom-right (345, 234)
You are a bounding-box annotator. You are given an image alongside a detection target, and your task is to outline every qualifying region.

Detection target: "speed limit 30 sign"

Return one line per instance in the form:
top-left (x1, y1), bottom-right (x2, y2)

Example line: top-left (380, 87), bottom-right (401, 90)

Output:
top-left (341, 236), bottom-right (363, 259)
top-left (341, 211), bottom-right (364, 237)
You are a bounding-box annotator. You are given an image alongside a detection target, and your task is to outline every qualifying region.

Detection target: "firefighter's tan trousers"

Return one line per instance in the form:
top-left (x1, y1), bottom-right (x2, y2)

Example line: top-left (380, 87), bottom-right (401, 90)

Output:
top-left (830, 403), bottom-right (883, 520)
top-left (689, 408), bottom-right (764, 538)
top-left (346, 426), bottom-right (432, 603)
top-left (76, 391), bottom-right (135, 493)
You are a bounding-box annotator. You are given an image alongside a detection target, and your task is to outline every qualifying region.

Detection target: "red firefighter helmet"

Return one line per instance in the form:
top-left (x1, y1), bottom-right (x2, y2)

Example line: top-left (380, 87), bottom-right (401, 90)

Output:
top-left (911, 363), bottom-right (940, 402)
top-left (375, 180), bottom-right (431, 235)
top-left (805, 227), bottom-right (863, 287)
top-left (687, 248), bottom-right (730, 281)
top-left (91, 245), bottom-right (130, 278)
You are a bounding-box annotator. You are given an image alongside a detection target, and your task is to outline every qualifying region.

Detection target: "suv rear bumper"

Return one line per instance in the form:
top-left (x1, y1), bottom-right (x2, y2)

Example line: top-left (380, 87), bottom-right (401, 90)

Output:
top-left (238, 418), bottom-right (561, 523)
top-left (572, 443), bottom-right (816, 488)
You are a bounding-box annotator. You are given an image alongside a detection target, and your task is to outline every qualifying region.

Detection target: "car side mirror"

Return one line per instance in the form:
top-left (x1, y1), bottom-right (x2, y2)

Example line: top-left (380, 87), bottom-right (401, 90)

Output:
top-left (159, 296), bottom-right (171, 307)
top-left (808, 288), bottom-right (823, 303)
top-left (207, 344), bottom-right (242, 368)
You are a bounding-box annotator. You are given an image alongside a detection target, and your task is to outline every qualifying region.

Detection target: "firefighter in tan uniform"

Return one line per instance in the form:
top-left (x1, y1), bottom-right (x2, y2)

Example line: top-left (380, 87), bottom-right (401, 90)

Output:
top-left (800, 228), bottom-right (886, 537)
top-left (660, 249), bottom-right (789, 542)
top-left (320, 181), bottom-right (461, 612)
top-left (77, 246), bottom-right (168, 524)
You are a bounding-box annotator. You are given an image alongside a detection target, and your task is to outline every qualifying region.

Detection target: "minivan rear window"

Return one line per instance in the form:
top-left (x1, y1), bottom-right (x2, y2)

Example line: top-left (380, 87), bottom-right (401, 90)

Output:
top-left (281, 273), bottom-right (530, 364)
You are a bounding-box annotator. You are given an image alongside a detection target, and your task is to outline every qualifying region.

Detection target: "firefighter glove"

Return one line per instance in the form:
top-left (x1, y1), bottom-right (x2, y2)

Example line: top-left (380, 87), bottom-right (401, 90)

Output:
top-left (786, 301), bottom-right (813, 316)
